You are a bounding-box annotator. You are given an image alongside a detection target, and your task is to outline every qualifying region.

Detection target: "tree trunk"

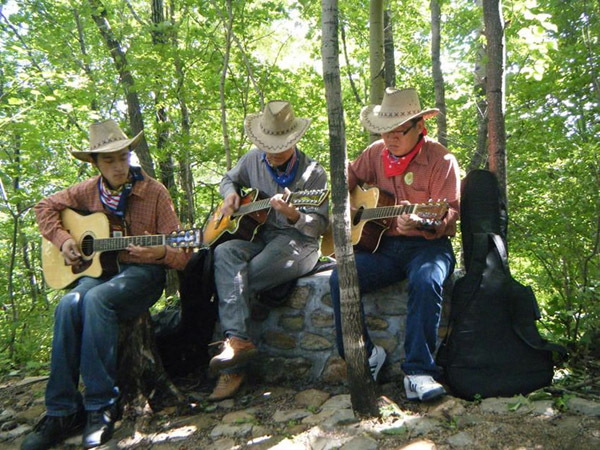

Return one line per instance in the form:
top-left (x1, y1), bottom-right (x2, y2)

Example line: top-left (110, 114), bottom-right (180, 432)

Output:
top-left (383, 9), bottom-right (396, 88)
top-left (150, 1), bottom-right (175, 192)
top-left (482, 0), bottom-right (508, 207)
top-left (210, 0), bottom-right (264, 111)
top-left (368, 0), bottom-right (385, 143)
top-left (341, 23), bottom-right (362, 103)
top-left (150, 0), bottom-right (178, 299)
top-left (469, 96), bottom-right (489, 172)
top-left (117, 313), bottom-right (186, 420)
top-left (88, 0), bottom-right (155, 178)
top-left (73, 9), bottom-right (99, 111)
top-left (218, 0), bottom-right (234, 171)
top-left (170, 6), bottom-right (196, 226)
top-left (321, 0), bottom-right (379, 418)
top-left (469, 0), bottom-right (488, 172)
top-left (430, 0), bottom-right (448, 147)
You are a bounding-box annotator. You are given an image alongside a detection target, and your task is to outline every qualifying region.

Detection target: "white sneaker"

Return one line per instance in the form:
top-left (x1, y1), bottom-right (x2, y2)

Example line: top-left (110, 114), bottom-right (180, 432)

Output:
top-left (404, 375), bottom-right (446, 401)
top-left (368, 345), bottom-right (386, 381)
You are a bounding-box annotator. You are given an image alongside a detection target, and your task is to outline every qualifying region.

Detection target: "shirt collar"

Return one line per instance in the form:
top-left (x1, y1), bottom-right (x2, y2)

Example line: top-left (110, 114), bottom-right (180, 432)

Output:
top-left (411, 136), bottom-right (431, 166)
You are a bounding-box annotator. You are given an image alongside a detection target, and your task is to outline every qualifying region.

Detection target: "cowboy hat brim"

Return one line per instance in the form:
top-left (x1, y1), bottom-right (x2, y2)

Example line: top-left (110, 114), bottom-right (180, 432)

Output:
top-left (70, 130), bottom-right (144, 162)
top-left (360, 106), bottom-right (439, 134)
top-left (244, 113), bottom-right (311, 154)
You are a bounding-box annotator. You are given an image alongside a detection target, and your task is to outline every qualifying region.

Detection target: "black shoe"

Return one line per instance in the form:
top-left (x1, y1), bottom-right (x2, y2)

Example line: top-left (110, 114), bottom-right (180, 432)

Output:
top-left (21, 410), bottom-right (85, 450)
top-left (82, 405), bottom-right (118, 449)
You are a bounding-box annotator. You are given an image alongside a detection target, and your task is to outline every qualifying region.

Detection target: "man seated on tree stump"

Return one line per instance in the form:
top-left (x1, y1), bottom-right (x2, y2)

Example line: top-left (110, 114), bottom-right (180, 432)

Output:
top-left (207, 100), bottom-right (329, 401)
top-left (329, 87), bottom-right (460, 402)
top-left (23, 119), bottom-right (190, 450)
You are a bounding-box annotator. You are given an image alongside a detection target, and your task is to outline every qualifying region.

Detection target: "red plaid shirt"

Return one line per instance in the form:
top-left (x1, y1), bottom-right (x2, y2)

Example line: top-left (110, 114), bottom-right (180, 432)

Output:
top-left (35, 170), bottom-right (190, 271)
top-left (348, 137), bottom-right (460, 239)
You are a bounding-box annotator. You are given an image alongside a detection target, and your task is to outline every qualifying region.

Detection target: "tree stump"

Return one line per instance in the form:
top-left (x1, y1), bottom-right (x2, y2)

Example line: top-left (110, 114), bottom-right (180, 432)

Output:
top-left (117, 312), bottom-right (186, 423)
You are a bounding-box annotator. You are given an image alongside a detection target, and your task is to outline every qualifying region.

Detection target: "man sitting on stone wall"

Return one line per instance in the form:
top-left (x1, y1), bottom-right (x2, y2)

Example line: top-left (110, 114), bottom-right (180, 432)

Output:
top-left (207, 100), bottom-right (329, 401)
top-left (329, 87), bottom-right (460, 402)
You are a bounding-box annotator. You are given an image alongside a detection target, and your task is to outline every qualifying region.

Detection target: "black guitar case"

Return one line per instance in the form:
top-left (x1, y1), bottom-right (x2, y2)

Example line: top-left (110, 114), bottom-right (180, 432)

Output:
top-left (437, 170), bottom-right (566, 399)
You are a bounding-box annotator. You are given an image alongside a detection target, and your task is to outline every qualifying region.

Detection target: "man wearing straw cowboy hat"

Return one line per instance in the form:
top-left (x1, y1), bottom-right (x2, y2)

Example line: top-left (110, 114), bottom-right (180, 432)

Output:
top-left (207, 100), bottom-right (329, 401)
top-left (329, 87), bottom-right (460, 402)
top-left (23, 120), bottom-right (190, 450)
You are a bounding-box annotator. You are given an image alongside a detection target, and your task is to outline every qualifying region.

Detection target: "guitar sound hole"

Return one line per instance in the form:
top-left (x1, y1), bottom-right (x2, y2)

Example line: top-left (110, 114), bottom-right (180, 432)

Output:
top-left (80, 235), bottom-right (95, 257)
top-left (352, 208), bottom-right (364, 226)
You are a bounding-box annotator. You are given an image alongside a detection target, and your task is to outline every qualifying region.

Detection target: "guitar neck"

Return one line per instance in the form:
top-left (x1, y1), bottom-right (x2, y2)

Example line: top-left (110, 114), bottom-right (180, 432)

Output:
top-left (360, 204), bottom-right (420, 221)
top-left (229, 189), bottom-right (328, 219)
top-left (233, 198), bottom-right (272, 217)
top-left (94, 234), bottom-right (167, 252)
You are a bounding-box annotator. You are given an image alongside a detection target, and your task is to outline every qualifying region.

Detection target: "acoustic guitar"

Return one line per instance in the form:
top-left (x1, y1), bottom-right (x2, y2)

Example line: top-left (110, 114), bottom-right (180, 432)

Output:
top-left (202, 188), bottom-right (329, 248)
top-left (41, 208), bottom-right (203, 290)
top-left (320, 185), bottom-right (448, 256)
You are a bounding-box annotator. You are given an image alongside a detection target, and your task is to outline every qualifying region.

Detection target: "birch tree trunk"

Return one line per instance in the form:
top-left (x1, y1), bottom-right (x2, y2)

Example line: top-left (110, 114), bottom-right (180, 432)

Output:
top-left (321, 0), bottom-right (379, 418)
top-left (483, 0), bottom-right (508, 206)
top-left (430, 0), bottom-right (447, 147)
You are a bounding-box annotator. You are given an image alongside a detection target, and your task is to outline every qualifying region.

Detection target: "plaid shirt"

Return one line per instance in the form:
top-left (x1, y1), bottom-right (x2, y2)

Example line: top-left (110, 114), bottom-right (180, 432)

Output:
top-left (348, 137), bottom-right (460, 239)
top-left (35, 170), bottom-right (190, 271)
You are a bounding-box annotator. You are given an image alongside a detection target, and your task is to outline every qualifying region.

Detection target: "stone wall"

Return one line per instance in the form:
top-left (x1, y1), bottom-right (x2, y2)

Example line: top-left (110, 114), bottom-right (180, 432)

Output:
top-left (237, 270), bottom-right (451, 385)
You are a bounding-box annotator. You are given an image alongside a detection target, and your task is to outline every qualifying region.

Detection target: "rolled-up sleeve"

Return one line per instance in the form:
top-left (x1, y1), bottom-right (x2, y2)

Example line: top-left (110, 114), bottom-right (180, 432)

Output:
top-left (34, 180), bottom-right (97, 251)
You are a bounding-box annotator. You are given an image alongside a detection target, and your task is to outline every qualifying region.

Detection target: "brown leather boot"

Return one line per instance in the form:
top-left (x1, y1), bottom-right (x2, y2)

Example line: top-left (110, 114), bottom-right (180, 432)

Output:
top-left (209, 337), bottom-right (257, 373)
top-left (208, 373), bottom-right (245, 402)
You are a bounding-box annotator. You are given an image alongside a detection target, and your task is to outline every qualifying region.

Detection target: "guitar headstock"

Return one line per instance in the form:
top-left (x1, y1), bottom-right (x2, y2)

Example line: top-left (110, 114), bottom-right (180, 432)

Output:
top-left (167, 229), bottom-right (203, 248)
top-left (289, 189), bottom-right (330, 207)
top-left (413, 201), bottom-right (449, 221)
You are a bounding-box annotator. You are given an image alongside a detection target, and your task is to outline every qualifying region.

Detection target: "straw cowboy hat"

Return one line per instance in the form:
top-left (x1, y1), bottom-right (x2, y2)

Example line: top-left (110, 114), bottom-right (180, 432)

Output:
top-left (244, 100), bottom-right (311, 153)
top-left (71, 119), bottom-right (144, 162)
top-left (360, 87), bottom-right (439, 134)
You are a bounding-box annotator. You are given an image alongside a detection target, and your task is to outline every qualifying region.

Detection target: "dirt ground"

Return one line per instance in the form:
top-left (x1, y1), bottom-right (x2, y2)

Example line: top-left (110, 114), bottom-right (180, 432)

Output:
top-left (2, 372), bottom-right (600, 450)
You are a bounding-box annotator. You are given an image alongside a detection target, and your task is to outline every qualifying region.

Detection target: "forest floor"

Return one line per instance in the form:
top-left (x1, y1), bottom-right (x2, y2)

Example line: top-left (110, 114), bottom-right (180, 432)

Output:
top-left (1, 369), bottom-right (600, 450)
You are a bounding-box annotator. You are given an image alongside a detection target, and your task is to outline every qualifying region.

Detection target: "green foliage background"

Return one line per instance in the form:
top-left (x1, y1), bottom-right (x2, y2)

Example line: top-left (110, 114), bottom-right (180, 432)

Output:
top-left (0, 0), bottom-right (598, 374)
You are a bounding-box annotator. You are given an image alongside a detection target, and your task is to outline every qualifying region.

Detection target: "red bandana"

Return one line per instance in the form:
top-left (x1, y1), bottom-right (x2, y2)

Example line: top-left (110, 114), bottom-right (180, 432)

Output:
top-left (382, 128), bottom-right (427, 178)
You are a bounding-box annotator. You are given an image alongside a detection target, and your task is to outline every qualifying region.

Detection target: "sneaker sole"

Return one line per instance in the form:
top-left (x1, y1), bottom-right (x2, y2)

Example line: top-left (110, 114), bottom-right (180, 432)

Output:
top-left (209, 348), bottom-right (258, 374)
top-left (420, 386), bottom-right (446, 401)
top-left (406, 386), bottom-right (446, 402)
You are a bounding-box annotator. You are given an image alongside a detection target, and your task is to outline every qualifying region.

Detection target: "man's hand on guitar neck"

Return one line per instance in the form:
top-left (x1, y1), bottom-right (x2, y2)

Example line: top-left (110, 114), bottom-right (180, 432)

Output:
top-left (127, 231), bottom-right (169, 260)
top-left (394, 201), bottom-right (427, 235)
top-left (61, 238), bottom-right (82, 266)
top-left (271, 188), bottom-right (300, 224)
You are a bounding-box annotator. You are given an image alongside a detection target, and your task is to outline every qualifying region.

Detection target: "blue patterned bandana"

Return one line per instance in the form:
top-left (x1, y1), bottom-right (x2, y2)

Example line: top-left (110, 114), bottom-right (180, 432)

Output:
top-left (262, 148), bottom-right (299, 187)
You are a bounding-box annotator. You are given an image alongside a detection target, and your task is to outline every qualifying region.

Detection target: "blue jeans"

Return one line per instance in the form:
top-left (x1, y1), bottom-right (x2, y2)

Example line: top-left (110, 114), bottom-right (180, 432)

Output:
top-left (329, 235), bottom-right (455, 377)
top-left (45, 264), bottom-right (166, 416)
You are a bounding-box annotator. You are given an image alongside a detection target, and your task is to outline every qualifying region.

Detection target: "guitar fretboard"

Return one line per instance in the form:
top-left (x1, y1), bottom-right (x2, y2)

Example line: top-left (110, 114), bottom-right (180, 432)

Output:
top-left (231, 190), bottom-right (327, 217)
top-left (361, 204), bottom-right (418, 221)
top-left (233, 198), bottom-right (272, 217)
top-left (92, 235), bottom-right (167, 252)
